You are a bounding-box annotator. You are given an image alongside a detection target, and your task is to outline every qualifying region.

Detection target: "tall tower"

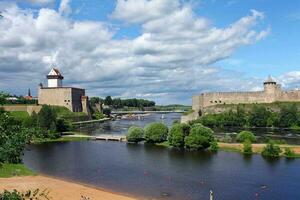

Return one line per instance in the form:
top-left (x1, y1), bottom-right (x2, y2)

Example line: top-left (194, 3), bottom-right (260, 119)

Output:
top-left (47, 68), bottom-right (64, 87)
top-left (264, 75), bottom-right (279, 103)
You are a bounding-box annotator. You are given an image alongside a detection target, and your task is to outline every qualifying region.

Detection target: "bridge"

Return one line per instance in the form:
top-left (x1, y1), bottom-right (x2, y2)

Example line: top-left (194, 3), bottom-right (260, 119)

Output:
top-left (63, 134), bottom-right (126, 142)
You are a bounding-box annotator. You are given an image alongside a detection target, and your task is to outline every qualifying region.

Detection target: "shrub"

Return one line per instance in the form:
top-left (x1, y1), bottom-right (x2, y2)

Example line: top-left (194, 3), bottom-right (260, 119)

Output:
top-left (168, 123), bottom-right (185, 148)
top-left (261, 141), bottom-right (282, 157)
top-left (243, 140), bottom-right (252, 154)
top-left (184, 123), bottom-right (214, 150)
top-left (144, 122), bottom-right (168, 143)
top-left (236, 131), bottom-right (256, 143)
top-left (0, 112), bottom-right (32, 163)
top-left (284, 147), bottom-right (296, 158)
top-left (126, 126), bottom-right (144, 143)
top-left (209, 139), bottom-right (218, 152)
top-left (0, 189), bottom-right (50, 200)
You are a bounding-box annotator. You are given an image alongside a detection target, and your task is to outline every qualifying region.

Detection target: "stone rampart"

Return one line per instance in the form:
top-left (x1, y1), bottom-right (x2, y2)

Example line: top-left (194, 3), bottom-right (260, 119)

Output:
top-left (1, 105), bottom-right (42, 115)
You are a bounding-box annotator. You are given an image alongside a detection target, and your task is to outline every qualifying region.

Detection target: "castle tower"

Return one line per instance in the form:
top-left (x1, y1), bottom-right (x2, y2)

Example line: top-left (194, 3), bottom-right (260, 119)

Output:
top-left (47, 68), bottom-right (64, 87)
top-left (263, 76), bottom-right (280, 103)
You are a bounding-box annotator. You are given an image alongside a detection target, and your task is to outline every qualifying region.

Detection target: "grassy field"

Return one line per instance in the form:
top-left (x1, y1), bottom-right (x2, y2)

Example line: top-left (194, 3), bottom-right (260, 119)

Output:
top-left (9, 111), bottom-right (30, 121)
top-left (0, 163), bottom-right (36, 178)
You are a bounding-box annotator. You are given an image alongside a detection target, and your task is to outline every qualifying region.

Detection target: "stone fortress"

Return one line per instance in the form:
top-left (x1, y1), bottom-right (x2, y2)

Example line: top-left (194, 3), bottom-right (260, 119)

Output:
top-left (38, 68), bottom-right (90, 115)
top-left (182, 76), bottom-right (300, 122)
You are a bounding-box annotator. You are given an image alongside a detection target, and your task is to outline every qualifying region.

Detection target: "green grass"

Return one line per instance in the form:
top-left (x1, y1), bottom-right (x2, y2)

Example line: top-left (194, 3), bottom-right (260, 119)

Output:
top-left (9, 111), bottom-right (30, 121)
top-left (32, 136), bottom-right (91, 144)
top-left (0, 163), bottom-right (36, 178)
top-left (156, 141), bottom-right (172, 148)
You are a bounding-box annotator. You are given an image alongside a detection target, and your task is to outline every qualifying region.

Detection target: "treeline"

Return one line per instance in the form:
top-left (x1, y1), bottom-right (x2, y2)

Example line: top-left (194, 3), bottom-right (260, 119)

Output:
top-left (194, 104), bottom-right (300, 128)
top-left (0, 92), bottom-right (37, 105)
top-left (90, 96), bottom-right (155, 109)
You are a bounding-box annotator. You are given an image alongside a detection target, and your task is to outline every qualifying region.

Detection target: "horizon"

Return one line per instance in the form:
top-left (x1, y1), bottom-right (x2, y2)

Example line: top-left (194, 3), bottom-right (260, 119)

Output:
top-left (0, 0), bottom-right (300, 105)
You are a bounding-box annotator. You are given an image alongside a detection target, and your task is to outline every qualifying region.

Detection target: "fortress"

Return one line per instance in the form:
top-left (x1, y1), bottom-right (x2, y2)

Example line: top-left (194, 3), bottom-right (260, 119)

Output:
top-left (182, 76), bottom-right (300, 122)
top-left (38, 68), bottom-right (90, 115)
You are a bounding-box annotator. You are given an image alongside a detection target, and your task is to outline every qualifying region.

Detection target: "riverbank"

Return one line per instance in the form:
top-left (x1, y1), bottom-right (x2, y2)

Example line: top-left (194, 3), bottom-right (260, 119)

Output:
top-left (218, 142), bottom-right (300, 155)
top-left (0, 175), bottom-right (137, 200)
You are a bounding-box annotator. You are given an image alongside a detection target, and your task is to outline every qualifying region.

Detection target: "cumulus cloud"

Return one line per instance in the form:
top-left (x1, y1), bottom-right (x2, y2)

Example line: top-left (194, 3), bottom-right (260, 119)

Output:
top-left (0, 1), bottom-right (270, 104)
top-left (280, 71), bottom-right (300, 89)
top-left (111, 0), bottom-right (180, 24)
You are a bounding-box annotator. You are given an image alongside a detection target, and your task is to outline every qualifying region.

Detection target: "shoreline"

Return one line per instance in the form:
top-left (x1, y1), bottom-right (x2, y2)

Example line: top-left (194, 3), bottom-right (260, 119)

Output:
top-left (0, 175), bottom-right (138, 200)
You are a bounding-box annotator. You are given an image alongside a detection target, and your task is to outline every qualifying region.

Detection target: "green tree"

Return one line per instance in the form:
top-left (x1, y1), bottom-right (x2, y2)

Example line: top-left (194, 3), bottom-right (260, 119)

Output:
top-left (284, 147), bottom-right (296, 158)
top-left (278, 104), bottom-right (298, 127)
top-left (0, 112), bottom-right (32, 163)
top-left (37, 105), bottom-right (56, 130)
top-left (144, 122), bottom-right (168, 143)
top-left (209, 139), bottom-right (219, 152)
top-left (104, 96), bottom-right (113, 106)
top-left (261, 141), bottom-right (282, 157)
top-left (184, 124), bottom-right (215, 150)
top-left (236, 131), bottom-right (256, 143)
top-left (249, 105), bottom-right (270, 127)
top-left (168, 123), bottom-right (185, 148)
top-left (243, 140), bottom-right (252, 154)
top-left (126, 126), bottom-right (144, 143)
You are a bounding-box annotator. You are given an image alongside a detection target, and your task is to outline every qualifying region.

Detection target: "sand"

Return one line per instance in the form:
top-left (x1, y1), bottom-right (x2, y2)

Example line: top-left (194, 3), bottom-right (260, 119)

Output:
top-left (0, 175), bottom-right (137, 200)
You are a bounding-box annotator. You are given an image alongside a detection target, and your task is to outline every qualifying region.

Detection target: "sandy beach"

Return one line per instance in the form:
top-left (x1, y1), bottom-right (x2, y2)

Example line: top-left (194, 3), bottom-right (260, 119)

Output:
top-left (0, 175), bottom-right (136, 200)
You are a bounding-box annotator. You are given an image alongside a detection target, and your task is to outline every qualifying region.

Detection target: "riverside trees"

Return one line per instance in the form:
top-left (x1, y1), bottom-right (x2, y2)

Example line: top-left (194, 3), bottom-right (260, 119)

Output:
top-left (127, 122), bottom-right (217, 151)
top-left (196, 103), bottom-right (300, 128)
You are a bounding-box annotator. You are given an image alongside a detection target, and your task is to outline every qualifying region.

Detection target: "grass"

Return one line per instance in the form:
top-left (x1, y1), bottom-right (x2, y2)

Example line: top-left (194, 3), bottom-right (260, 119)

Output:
top-left (9, 111), bottom-right (30, 121)
top-left (0, 163), bottom-right (36, 178)
top-left (156, 141), bottom-right (171, 148)
top-left (32, 136), bottom-right (91, 144)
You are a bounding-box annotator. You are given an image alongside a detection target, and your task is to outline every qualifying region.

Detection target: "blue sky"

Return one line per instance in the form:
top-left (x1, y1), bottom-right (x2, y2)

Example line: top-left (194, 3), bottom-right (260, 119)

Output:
top-left (0, 0), bottom-right (300, 104)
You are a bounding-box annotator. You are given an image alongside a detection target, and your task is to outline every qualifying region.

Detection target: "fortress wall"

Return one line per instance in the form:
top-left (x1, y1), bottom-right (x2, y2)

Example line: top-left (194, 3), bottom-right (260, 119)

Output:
top-left (0, 105), bottom-right (42, 115)
top-left (201, 91), bottom-right (266, 108)
top-left (38, 88), bottom-right (73, 111)
top-left (279, 90), bottom-right (300, 102)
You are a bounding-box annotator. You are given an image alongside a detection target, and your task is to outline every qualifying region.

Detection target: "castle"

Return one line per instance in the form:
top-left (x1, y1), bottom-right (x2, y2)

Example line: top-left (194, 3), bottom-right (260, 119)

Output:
top-left (182, 76), bottom-right (300, 122)
top-left (38, 68), bottom-right (90, 115)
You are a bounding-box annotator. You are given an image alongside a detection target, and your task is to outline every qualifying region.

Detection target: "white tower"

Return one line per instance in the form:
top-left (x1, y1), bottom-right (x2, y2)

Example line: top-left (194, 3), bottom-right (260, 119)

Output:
top-left (47, 68), bottom-right (64, 87)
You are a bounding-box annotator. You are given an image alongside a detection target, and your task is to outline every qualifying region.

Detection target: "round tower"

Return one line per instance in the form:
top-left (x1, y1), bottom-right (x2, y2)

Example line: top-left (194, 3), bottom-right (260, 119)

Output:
top-left (263, 75), bottom-right (277, 94)
top-left (47, 68), bottom-right (64, 87)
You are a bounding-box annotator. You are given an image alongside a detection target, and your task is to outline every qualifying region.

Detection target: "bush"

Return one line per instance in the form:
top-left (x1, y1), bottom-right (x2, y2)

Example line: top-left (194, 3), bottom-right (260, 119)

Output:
top-left (184, 124), bottom-right (214, 150)
top-left (144, 122), bottom-right (168, 143)
top-left (209, 139), bottom-right (218, 152)
top-left (0, 189), bottom-right (50, 200)
top-left (168, 123), bottom-right (185, 148)
top-left (236, 131), bottom-right (256, 143)
top-left (0, 112), bottom-right (32, 163)
top-left (243, 140), bottom-right (252, 154)
top-left (126, 126), bottom-right (144, 143)
top-left (261, 141), bottom-right (282, 157)
top-left (284, 147), bottom-right (296, 158)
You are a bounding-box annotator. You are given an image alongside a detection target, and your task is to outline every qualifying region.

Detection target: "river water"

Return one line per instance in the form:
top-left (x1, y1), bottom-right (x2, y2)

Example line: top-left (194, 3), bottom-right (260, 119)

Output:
top-left (23, 113), bottom-right (300, 200)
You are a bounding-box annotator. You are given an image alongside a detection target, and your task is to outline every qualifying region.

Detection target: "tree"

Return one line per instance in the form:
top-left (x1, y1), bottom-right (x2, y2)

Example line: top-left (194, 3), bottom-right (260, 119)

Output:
top-left (104, 96), bottom-right (113, 106)
top-left (126, 126), bottom-right (144, 143)
top-left (37, 105), bottom-right (56, 130)
top-left (284, 147), bottom-right (296, 158)
top-left (249, 105), bottom-right (270, 127)
top-left (261, 141), bottom-right (282, 157)
top-left (209, 139), bottom-right (219, 152)
top-left (168, 123), bottom-right (185, 148)
top-left (236, 131), bottom-right (256, 143)
top-left (184, 124), bottom-right (215, 150)
top-left (278, 104), bottom-right (298, 127)
top-left (243, 140), bottom-right (252, 154)
top-left (144, 122), bottom-right (168, 143)
top-left (0, 112), bottom-right (32, 163)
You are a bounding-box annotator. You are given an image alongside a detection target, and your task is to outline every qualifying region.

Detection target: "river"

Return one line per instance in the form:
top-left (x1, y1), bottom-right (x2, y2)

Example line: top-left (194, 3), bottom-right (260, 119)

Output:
top-left (23, 113), bottom-right (300, 200)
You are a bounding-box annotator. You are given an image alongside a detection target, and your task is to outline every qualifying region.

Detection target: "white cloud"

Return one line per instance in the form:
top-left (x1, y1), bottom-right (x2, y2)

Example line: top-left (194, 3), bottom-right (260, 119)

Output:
top-left (0, 1), bottom-right (270, 104)
top-left (280, 71), bottom-right (300, 88)
top-left (111, 0), bottom-right (180, 24)
top-left (59, 0), bottom-right (72, 15)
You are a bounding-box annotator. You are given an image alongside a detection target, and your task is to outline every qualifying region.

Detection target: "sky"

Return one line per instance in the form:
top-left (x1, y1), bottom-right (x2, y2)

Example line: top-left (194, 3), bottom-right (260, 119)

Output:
top-left (0, 0), bottom-right (300, 105)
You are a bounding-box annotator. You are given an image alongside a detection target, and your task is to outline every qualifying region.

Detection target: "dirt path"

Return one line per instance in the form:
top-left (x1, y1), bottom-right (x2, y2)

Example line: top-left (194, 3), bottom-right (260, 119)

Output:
top-left (0, 175), bottom-right (136, 200)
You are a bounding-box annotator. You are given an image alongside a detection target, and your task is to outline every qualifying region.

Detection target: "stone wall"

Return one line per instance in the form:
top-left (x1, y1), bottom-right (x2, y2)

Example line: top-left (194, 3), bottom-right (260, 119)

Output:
top-left (1, 105), bottom-right (42, 115)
